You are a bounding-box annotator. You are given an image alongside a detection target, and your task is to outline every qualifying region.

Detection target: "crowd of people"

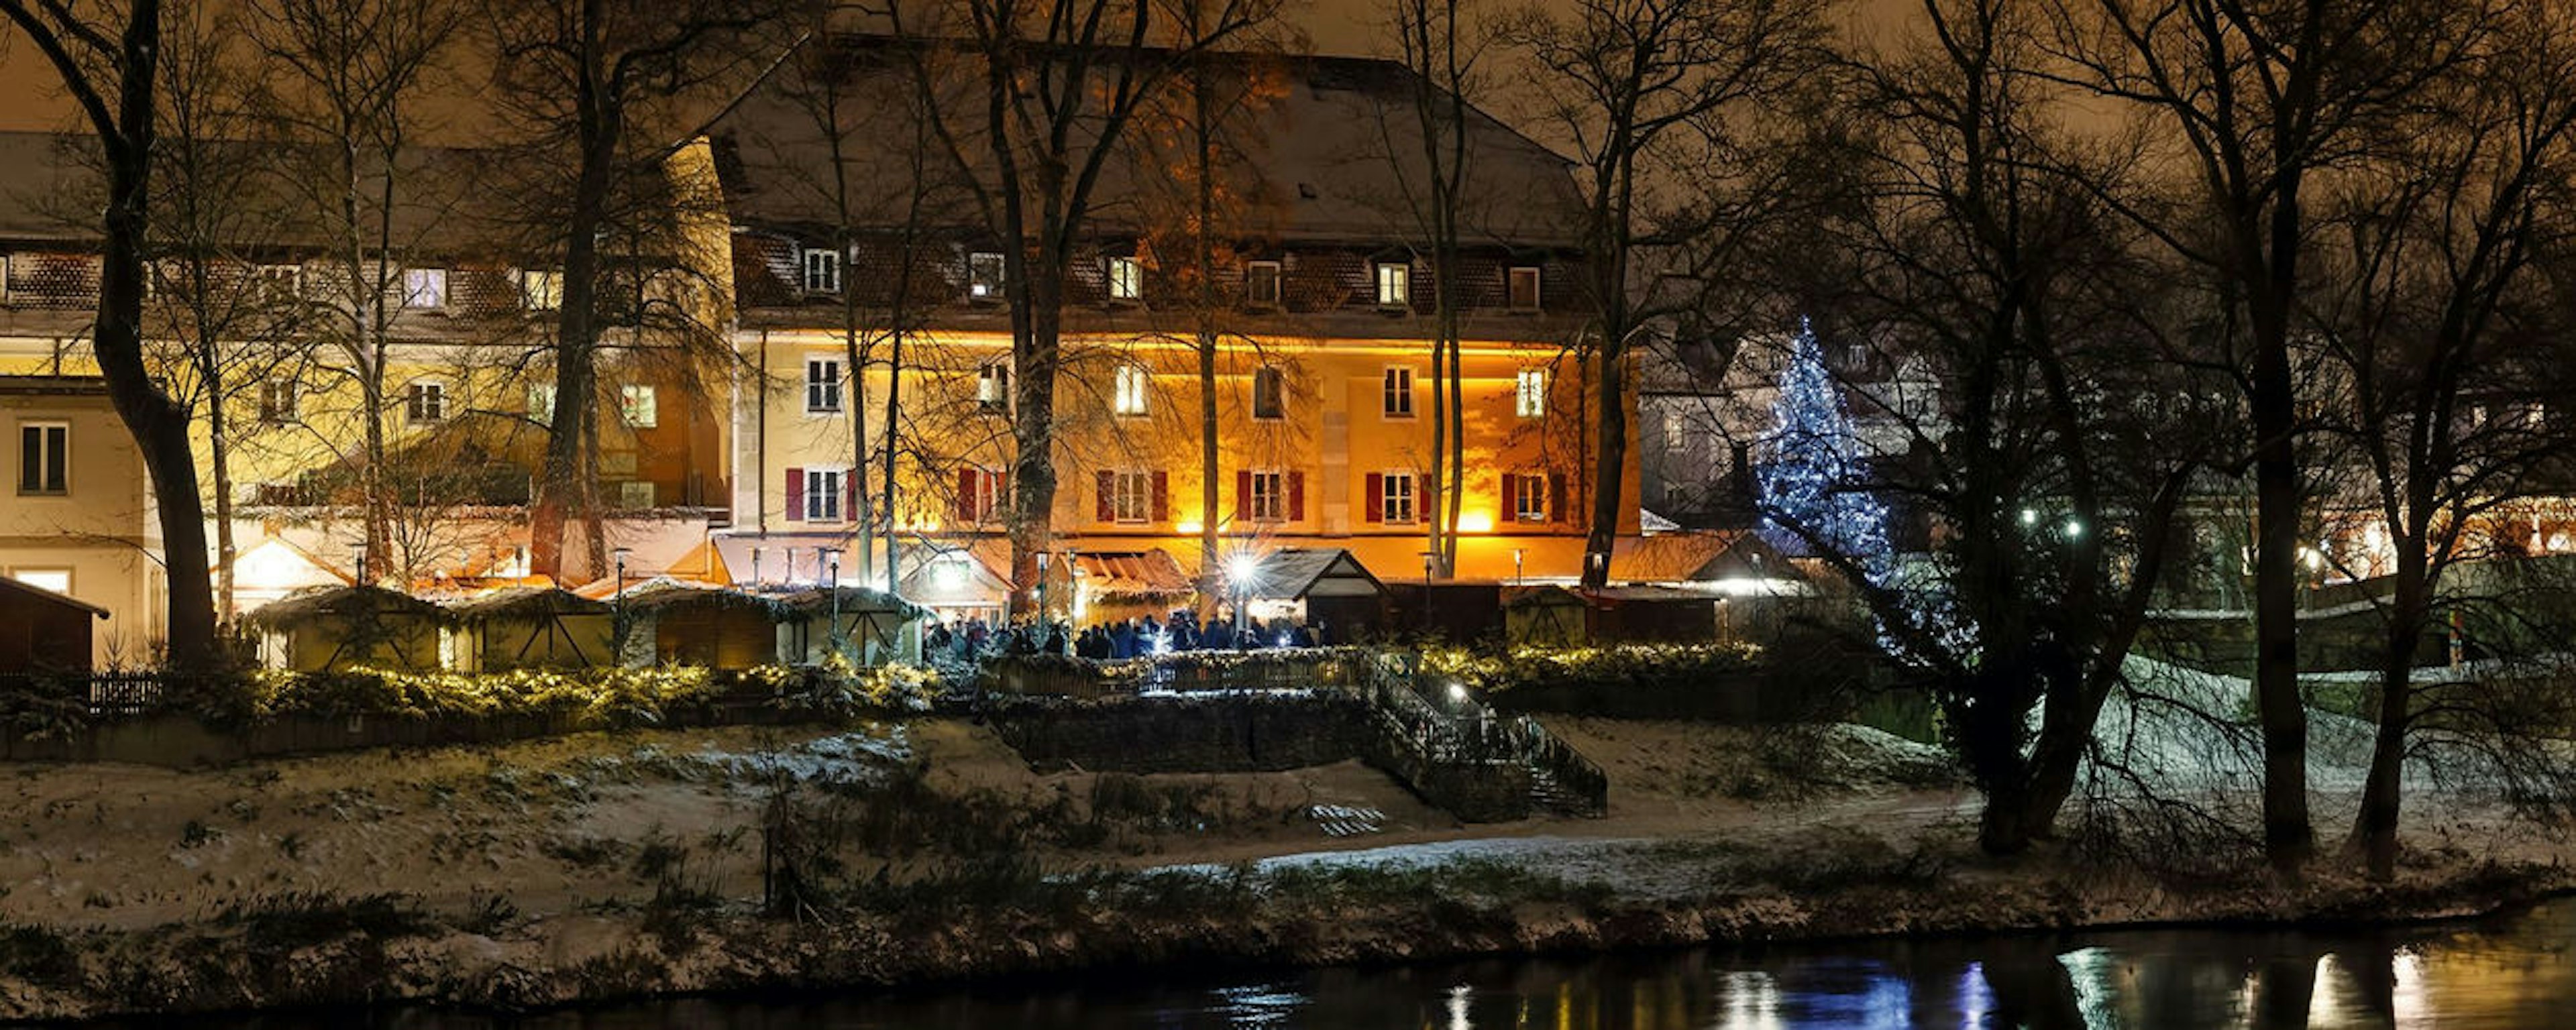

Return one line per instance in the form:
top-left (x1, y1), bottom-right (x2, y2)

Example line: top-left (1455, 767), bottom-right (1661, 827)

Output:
top-left (923, 610), bottom-right (1322, 661)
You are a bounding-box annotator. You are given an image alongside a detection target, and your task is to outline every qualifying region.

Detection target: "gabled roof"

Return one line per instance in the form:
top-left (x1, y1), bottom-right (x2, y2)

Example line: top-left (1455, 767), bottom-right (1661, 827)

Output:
top-left (1244, 547), bottom-right (1383, 600)
top-left (445, 586), bottom-right (612, 622)
top-left (244, 584), bottom-right (450, 628)
top-left (0, 575), bottom-right (108, 618)
top-left (1073, 550), bottom-right (1192, 597)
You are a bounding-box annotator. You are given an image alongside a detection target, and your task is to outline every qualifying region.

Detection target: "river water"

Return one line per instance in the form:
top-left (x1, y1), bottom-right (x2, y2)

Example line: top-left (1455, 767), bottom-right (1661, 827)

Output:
top-left (136, 897), bottom-right (2576, 1029)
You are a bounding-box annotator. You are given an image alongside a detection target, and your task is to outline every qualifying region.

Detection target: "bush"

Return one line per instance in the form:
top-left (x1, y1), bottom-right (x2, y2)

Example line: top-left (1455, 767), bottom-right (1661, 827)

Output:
top-left (1424, 643), bottom-right (1763, 696)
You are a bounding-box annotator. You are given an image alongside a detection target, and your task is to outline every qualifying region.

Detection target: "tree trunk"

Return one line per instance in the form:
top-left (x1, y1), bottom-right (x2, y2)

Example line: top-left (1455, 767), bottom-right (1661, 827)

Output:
top-left (2250, 292), bottom-right (2313, 876)
top-left (1583, 331), bottom-right (1625, 589)
top-left (1006, 289), bottom-right (1062, 619)
top-left (532, 65), bottom-right (621, 584)
top-left (2351, 540), bottom-right (2426, 880)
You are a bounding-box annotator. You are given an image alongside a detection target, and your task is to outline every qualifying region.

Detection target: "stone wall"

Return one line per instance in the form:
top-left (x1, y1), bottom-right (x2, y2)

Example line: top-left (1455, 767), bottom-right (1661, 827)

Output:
top-left (982, 693), bottom-right (1376, 773)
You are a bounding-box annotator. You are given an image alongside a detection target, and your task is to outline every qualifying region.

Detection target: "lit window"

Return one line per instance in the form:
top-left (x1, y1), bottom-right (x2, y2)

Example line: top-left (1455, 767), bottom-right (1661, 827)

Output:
top-left (807, 358), bottom-right (843, 412)
top-left (805, 467), bottom-right (843, 521)
top-left (977, 361), bottom-right (1010, 409)
top-left (402, 268), bottom-right (447, 308)
top-left (1375, 262), bottom-right (1409, 306)
top-left (519, 269), bottom-right (564, 310)
top-left (1248, 470), bottom-right (1285, 522)
top-left (1509, 471), bottom-right (1548, 522)
top-left (1252, 365), bottom-right (1284, 420)
top-left (258, 379), bottom-right (297, 424)
top-left (1507, 266), bottom-right (1540, 311)
top-left (960, 467), bottom-right (1002, 522)
top-left (1111, 470), bottom-right (1153, 523)
top-left (1379, 471), bottom-right (1416, 524)
top-left (9, 569), bottom-right (70, 594)
top-left (1114, 363), bottom-right (1150, 416)
top-left (1382, 366), bottom-right (1413, 418)
top-left (802, 247), bottom-right (842, 294)
top-left (405, 382), bottom-right (445, 422)
top-left (969, 251), bottom-right (1005, 299)
top-left (17, 422), bottom-right (66, 495)
top-left (620, 384), bottom-right (657, 428)
top-left (1106, 255), bottom-right (1142, 301)
top-left (1515, 368), bottom-right (1547, 418)
top-left (527, 383), bottom-right (556, 423)
top-left (1245, 260), bottom-right (1282, 307)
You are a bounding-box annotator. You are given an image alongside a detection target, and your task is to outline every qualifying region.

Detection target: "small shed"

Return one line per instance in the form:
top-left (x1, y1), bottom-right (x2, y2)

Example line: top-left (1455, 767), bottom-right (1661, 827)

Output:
top-left (898, 548), bottom-right (1012, 626)
top-left (447, 587), bottom-right (615, 671)
top-left (246, 585), bottom-right (450, 672)
top-left (1071, 549), bottom-right (1193, 626)
top-left (1242, 549), bottom-right (1387, 644)
top-left (0, 576), bottom-right (108, 673)
top-left (614, 579), bottom-right (783, 669)
top-left (773, 585), bottom-right (926, 666)
top-left (1503, 585), bottom-right (1589, 647)
top-left (1384, 580), bottom-right (1509, 643)
top-left (1587, 585), bottom-right (1721, 643)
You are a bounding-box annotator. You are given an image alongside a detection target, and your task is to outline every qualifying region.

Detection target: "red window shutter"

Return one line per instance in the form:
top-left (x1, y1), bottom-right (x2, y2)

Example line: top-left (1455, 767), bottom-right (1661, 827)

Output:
top-left (1150, 470), bottom-right (1169, 522)
top-left (1549, 473), bottom-right (1569, 523)
top-left (845, 476), bottom-right (859, 522)
top-left (1501, 473), bottom-right (1519, 521)
top-left (957, 468), bottom-right (977, 522)
top-left (1096, 470), bottom-right (1116, 522)
top-left (784, 467), bottom-right (804, 522)
top-left (1287, 471), bottom-right (1305, 522)
top-left (995, 468), bottom-right (1008, 515)
top-left (1236, 469), bottom-right (1252, 519)
top-left (1363, 472), bottom-right (1383, 523)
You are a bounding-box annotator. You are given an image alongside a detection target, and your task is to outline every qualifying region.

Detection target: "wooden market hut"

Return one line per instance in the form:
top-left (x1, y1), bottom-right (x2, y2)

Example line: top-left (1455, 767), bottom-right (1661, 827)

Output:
top-left (446, 587), bottom-right (615, 671)
top-left (0, 576), bottom-right (107, 673)
top-left (773, 585), bottom-right (926, 666)
top-left (615, 579), bottom-right (782, 669)
top-left (1240, 549), bottom-right (1387, 644)
top-left (245, 585), bottom-right (450, 672)
top-left (1503, 585), bottom-right (1589, 646)
top-left (1071, 550), bottom-right (1194, 626)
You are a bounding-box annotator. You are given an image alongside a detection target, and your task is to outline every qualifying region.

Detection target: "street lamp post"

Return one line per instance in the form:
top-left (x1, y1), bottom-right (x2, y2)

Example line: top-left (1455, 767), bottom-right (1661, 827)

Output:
top-left (1227, 551), bottom-right (1258, 644)
top-left (1513, 548), bottom-right (1525, 586)
top-left (819, 547), bottom-right (843, 666)
top-left (611, 547), bottom-right (633, 665)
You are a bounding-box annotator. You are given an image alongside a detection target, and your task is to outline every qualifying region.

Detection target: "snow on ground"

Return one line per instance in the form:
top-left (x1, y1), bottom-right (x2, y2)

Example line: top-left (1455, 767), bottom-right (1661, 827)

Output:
top-left (2098, 656), bottom-right (2426, 795)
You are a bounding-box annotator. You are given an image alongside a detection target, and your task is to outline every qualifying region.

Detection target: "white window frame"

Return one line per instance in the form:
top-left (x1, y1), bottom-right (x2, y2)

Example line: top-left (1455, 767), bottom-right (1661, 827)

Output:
top-left (1375, 262), bottom-right (1410, 306)
top-left (1114, 363), bottom-right (1150, 416)
top-left (402, 267), bottom-right (448, 309)
top-left (807, 357), bottom-right (843, 412)
top-left (1381, 470), bottom-right (1417, 524)
top-left (968, 251), bottom-right (1006, 299)
top-left (528, 383), bottom-right (556, 424)
top-left (977, 361), bottom-right (1010, 409)
top-left (18, 422), bottom-right (66, 496)
top-left (1382, 365), bottom-right (1414, 418)
top-left (405, 381), bottom-right (447, 423)
top-left (1507, 266), bottom-right (1541, 311)
top-left (802, 247), bottom-right (843, 294)
top-left (1245, 260), bottom-right (1283, 307)
top-left (1515, 368), bottom-right (1548, 418)
top-left (805, 467), bottom-right (845, 522)
top-left (620, 384), bottom-right (658, 428)
top-left (1106, 255), bottom-right (1143, 301)
top-left (1111, 470), bottom-right (1152, 524)
top-left (1248, 469), bottom-right (1285, 522)
top-left (1513, 471), bottom-right (1548, 522)
top-left (258, 378), bottom-right (297, 424)
top-left (519, 269), bottom-right (564, 310)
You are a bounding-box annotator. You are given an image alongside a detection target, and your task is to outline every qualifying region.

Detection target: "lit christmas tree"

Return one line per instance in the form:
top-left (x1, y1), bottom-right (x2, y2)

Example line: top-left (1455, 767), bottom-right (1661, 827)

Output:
top-left (1758, 319), bottom-right (1891, 564)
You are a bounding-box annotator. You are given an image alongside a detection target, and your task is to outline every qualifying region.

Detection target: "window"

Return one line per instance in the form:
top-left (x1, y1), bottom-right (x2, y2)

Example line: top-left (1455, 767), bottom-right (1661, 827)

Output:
top-left (1114, 363), bottom-right (1150, 416)
top-left (405, 381), bottom-right (445, 423)
top-left (802, 247), bottom-right (842, 294)
top-left (620, 384), bottom-right (657, 428)
top-left (258, 379), bottom-right (297, 424)
top-left (527, 383), bottom-right (556, 423)
top-left (805, 467), bottom-right (843, 521)
top-left (1379, 471), bottom-right (1416, 524)
top-left (807, 358), bottom-right (843, 412)
top-left (402, 268), bottom-right (447, 308)
top-left (957, 466), bottom-right (1002, 522)
top-left (1248, 469), bottom-right (1285, 522)
top-left (969, 251), bottom-right (1005, 299)
top-left (17, 422), bottom-right (66, 495)
top-left (253, 264), bottom-right (301, 296)
top-left (1509, 471), bottom-right (1549, 522)
top-left (977, 361), bottom-right (1010, 410)
top-left (1252, 365), bottom-right (1284, 420)
top-left (1382, 366), bottom-right (1414, 418)
top-left (1245, 260), bottom-right (1282, 307)
top-left (1106, 255), bottom-right (1142, 301)
top-left (1507, 266), bottom-right (1541, 311)
top-left (9, 569), bottom-right (70, 594)
top-left (1515, 368), bottom-right (1548, 418)
top-left (519, 269), bottom-right (563, 310)
top-left (1110, 470), bottom-right (1154, 523)
top-left (1375, 262), bottom-right (1409, 306)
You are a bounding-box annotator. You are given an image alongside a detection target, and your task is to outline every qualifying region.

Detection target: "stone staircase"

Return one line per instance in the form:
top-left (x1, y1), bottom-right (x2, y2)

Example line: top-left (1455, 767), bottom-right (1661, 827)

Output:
top-left (1351, 654), bottom-right (1608, 821)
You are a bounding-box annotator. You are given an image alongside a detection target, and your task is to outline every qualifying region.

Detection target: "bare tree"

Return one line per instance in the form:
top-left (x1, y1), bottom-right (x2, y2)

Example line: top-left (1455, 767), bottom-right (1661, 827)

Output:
top-left (881, 0), bottom-right (1283, 616)
top-left (0, 0), bottom-right (225, 670)
top-left (1501, 0), bottom-right (1828, 589)
top-left (1381, 0), bottom-right (1484, 577)
top-left (2043, 0), bottom-right (2489, 877)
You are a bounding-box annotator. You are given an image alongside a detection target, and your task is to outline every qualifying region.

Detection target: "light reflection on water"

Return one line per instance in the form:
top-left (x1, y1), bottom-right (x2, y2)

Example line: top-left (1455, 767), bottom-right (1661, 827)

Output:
top-left (133, 897), bottom-right (2576, 1029)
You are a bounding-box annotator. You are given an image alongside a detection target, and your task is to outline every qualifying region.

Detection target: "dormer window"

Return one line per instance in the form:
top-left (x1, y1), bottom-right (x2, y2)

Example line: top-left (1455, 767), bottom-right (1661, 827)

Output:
top-left (519, 269), bottom-right (563, 310)
top-left (1245, 260), bottom-right (1282, 308)
top-left (1106, 255), bottom-right (1142, 302)
top-left (969, 251), bottom-right (1005, 300)
top-left (402, 268), bottom-right (448, 309)
top-left (1508, 266), bottom-right (1540, 311)
top-left (1375, 262), bottom-right (1409, 307)
top-left (802, 247), bottom-right (842, 294)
